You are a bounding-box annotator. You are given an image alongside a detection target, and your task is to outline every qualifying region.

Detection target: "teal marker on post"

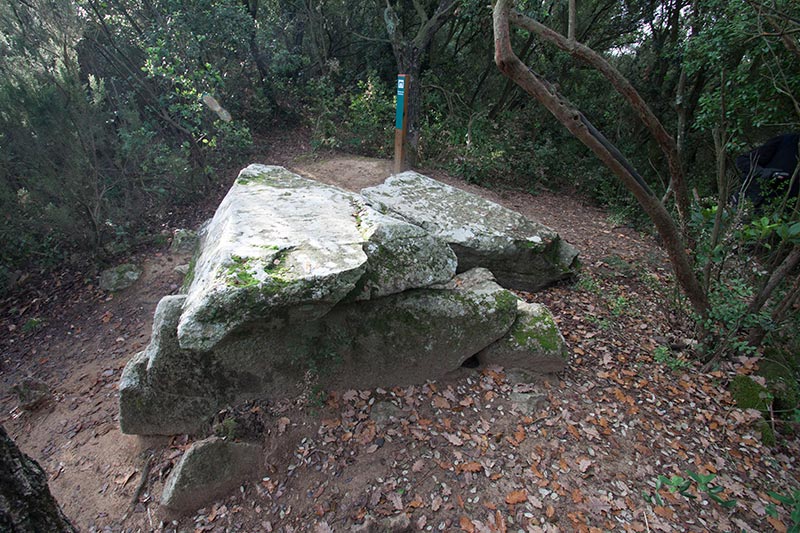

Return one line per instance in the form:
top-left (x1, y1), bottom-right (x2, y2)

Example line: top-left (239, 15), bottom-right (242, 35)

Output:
top-left (394, 74), bottom-right (408, 173)
top-left (395, 76), bottom-right (406, 129)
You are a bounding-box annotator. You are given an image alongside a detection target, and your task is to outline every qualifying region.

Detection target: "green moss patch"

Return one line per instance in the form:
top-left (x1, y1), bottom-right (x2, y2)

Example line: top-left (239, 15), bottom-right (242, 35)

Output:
top-left (511, 312), bottom-right (561, 353)
top-left (730, 375), bottom-right (772, 411)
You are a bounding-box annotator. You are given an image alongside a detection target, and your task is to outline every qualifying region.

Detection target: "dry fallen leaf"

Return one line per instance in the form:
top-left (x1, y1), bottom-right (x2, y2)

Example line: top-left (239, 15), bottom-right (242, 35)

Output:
top-left (459, 461), bottom-right (482, 473)
top-left (576, 457), bottom-right (593, 473)
top-left (445, 433), bottom-right (464, 446)
top-left (495, 510), bottom-right (507, 533)
top-left (342, 390), bottom-right (358, 402)
top-left (407, 495), bottom-right (424, 509)
top-left (433, 396), bottom-right (451, 409)
top-left (431, 495), bottom-right (443, 511)
top-left (505, 489), bottom-right (528, 505)
top-left (277, 417), bottom-right (290, 435)
top-left (459, 516), bottom-right (475, 532)
top-left (387, 492), bottom-right (403, 511)
top-left (653, 506), bottom-right (675, 520)
top-left (766, 516), bottom-right (787, 532)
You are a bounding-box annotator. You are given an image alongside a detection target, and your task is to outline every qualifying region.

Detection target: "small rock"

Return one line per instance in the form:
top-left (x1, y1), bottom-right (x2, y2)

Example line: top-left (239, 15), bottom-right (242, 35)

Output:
top-left (160, 436), bottom-right (262, 512)
top-left (12, 376), bottom-right (51, 410)
top-left (99, 263), bottom-right (141, 292)
top-left (370, 401), bottom-right (403, 425)
top-left (598, 254), bottom-right (633, 278)
top-left (383, 513), bottom-right (411, 532)
top-left (170, 229), bottom-right (198, 254)
top-left (173, 264), bottom-right (190, 276)
top-left (509, 391), bottom-right (546, 416)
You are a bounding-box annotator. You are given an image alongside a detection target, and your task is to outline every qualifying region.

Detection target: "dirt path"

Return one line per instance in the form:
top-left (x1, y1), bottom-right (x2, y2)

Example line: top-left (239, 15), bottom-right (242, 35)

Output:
top-left (1, 150), bottom-right (797, 532)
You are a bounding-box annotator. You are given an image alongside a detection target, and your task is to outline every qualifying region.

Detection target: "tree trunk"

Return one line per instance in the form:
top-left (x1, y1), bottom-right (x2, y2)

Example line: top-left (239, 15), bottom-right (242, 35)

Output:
top-left (384, 0), bottom-right (455, 167)
top-left (493, 0), bottom-right (709, 317)
top-left (0, 425), bottom-right (76, 532)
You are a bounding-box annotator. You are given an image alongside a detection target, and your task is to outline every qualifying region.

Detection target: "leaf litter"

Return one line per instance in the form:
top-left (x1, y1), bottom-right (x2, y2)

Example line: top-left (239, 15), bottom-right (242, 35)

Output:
top-left (0, 155), bottom-right (797, 532)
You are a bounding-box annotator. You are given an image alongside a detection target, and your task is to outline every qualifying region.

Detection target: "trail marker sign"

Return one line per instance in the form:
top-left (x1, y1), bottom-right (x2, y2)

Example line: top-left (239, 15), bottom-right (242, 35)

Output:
top-left (394, 74), bottom-right (409, 174)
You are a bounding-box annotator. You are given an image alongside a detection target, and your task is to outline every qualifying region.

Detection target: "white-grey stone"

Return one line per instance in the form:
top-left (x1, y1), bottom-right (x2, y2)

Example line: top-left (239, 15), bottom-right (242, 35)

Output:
top-left (361, 171), bottom-right (579, 291)
top-left (118, 166), bottom-right (572, 436)
top-left (160, 437), bottom-right (261, 512)
top-left (509, 391), bottom-right (547, 416)
top-left (177, 165), bottom-right (456, 351)
top-left (99, 263), bottom-right (141, 291)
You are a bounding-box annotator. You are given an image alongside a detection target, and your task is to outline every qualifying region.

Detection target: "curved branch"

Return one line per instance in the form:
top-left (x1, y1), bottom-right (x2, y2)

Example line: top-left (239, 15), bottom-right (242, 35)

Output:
top-left (493, 0), bottom-right (708, 316)
top-left (507, 9), bottom-right (690, 226)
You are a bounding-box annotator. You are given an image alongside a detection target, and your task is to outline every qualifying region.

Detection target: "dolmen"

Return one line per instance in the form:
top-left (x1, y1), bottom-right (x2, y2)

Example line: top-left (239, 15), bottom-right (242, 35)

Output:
top-left (119, 165), bottom-right (579, 435)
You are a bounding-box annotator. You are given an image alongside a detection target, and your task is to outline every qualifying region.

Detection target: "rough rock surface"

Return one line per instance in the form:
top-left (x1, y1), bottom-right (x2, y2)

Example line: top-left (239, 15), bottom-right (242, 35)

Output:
top-left (0, 425), bottom-right (76, 532)
top-left (177, 164), bottom-right (457, 351)
top-left (160, 437), bottom-right (261, 512)
top-left (120, 269), bottom-right (520, 435)
top-left (99, 263), bottom-right (141, 292)
top-left (12, 376), bottom-right (51, 410)
top-left (361, 171), bottom-right (579, 291)
top-left (119, 166), bottom-right (573, 436)
top-left (478, 300), bottom-right (568, 373)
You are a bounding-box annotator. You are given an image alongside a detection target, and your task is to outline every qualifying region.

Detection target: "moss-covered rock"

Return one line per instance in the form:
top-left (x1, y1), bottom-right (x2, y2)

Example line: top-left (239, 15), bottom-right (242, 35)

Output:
top-left (119, 269), bottom-right (526, 435)
top-left (160, 437), bottom-right (262, 512)
top-left (477, 300), bottom-right (568, 373)
top-left (119, 166), bottom-right (572, 436)
top-left (729, 374), bottom-right (780, 445)
top-left (361, 171), bottom-right (580, 291)
top-left (177, 165), bottom-right (456, 351)
top-left (759, 350), bottom-right (800, 418)
top-left (730, 375), bottom-right (772, 411)
top-left (99, 263), bottom-right (141, 292)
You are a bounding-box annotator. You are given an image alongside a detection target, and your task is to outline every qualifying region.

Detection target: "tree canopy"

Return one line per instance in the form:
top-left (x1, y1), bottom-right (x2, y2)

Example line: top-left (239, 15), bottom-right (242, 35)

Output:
top-left (1, 0), bottom-right (798, 368)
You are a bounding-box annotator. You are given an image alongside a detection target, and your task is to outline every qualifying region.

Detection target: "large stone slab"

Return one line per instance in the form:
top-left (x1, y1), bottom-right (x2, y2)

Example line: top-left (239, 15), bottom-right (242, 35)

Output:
top-left (361, 171), bottom-right (579, 291)
top-left (119, 166), bottom-right (572, 436)
top-left (119, 268), bottom-right (522, 435)
top-left (178, 165), bottom-right (457, 351)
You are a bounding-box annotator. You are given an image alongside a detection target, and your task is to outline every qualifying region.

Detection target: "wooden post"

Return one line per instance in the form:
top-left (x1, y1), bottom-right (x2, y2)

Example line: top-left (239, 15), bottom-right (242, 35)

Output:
top-left (394, 74), bottom-right (409, 174)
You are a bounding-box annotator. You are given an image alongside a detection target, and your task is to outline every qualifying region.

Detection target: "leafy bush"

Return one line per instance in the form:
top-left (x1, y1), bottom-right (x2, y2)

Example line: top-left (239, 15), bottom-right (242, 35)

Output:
top-left (308, 71), bottom-right (394, 157)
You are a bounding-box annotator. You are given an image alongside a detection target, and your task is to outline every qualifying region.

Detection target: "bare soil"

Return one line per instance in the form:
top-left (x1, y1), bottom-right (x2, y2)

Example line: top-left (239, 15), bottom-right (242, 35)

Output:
top-left (1, 144), bottom-right (797, 532)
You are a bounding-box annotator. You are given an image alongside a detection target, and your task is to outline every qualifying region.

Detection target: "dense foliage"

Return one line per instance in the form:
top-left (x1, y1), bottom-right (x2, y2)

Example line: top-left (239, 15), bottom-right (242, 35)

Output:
top-left (1, 0), bottom-right (798, 386)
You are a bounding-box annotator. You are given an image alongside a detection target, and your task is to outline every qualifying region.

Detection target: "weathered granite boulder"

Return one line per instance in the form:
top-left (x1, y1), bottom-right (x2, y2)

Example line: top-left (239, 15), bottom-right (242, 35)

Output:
top-left (361, 171), bottom-right (579, 292)
top-left (99, 263), bottom-right (141, 292)
top-left (119, 165), bottom-right (573, 435)
top-left (120, 268), bottom-right (519, 434)
top-left (177, 165), bottom-right (457, 351)
top-left (478, 300), bottom-right (568, 373)
top-left (160, 437), bottom-right (261, 512)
